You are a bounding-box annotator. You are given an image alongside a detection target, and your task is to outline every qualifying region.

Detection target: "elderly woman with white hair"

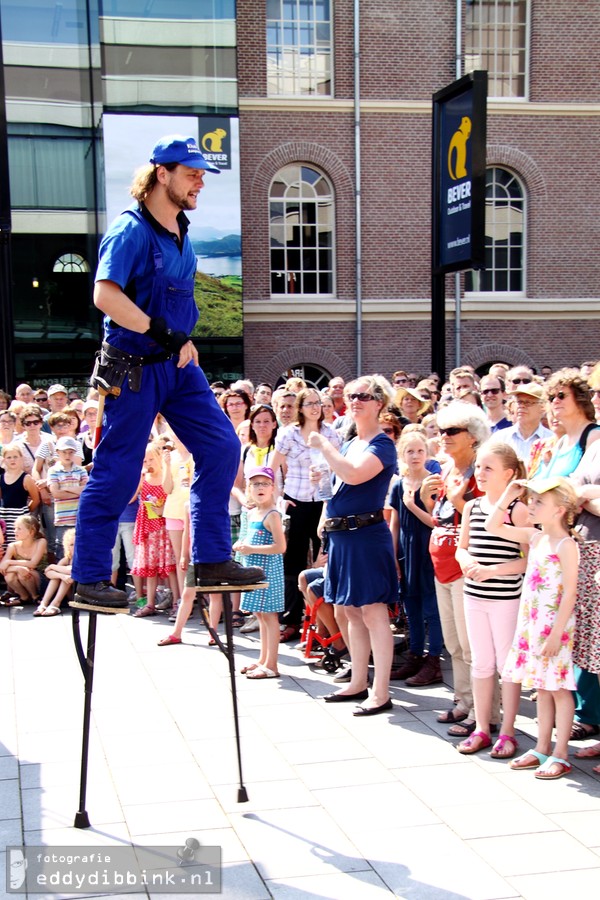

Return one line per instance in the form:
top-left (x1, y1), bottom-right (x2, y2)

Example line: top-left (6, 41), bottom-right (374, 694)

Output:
top-left (308, 374), bottom-right (398, 716)
top-left (420, 401), bottom-right (493, 737)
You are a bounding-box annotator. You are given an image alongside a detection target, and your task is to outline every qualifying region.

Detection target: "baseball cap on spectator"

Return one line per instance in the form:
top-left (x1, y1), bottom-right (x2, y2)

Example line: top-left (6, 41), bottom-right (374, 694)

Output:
top-left (507, 383), bottom-right (544, 400)
top-left (83, 400), bottom-right (99, 413)
top-left (247, 466), bottom-right (275, 482)
top-left (48, 384), bottom-right (68, 397)
top-left (149, 135), bottom-right (220, 174)
top-left (56, 436), bottom-right (80, 452)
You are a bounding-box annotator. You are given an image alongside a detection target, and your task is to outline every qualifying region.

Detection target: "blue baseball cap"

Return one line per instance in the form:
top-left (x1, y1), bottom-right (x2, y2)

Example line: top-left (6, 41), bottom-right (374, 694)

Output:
top-left (149, 135), bottom-right (220, 174)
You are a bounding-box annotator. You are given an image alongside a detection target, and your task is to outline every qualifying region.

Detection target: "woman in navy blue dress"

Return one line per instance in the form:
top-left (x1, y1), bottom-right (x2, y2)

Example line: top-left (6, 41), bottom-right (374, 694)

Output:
top-left (308, 375), bottom-right (398, 716)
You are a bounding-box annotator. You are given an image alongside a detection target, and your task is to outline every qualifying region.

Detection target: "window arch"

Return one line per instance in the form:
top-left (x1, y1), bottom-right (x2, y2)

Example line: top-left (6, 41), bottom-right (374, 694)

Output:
top-left (466, 166), bottom-right (525, 293)
top-left (269, 164), bottom-right (335, 296)
top-left (52, 252), bottom-right (91, 274)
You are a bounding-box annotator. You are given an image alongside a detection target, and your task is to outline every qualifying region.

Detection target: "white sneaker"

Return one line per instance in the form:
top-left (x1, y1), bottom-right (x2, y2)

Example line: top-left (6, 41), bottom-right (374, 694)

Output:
top-left (240, 614), bottom-right (259, 634)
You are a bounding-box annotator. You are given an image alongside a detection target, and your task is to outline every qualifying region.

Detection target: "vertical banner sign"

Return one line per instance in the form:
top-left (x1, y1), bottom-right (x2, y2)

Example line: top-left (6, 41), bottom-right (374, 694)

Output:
top-left (432, 71), bottom-right (487, 274)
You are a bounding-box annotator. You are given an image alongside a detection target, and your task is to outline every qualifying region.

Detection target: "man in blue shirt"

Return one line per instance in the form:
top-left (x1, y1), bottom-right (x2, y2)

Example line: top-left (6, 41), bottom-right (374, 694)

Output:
top-left (72, 135), bottom-right (263, 609)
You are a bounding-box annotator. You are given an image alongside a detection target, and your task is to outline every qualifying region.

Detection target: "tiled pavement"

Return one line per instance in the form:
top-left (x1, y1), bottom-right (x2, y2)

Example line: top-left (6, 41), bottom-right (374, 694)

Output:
top-left (1, 604), bottom-right (600, 900)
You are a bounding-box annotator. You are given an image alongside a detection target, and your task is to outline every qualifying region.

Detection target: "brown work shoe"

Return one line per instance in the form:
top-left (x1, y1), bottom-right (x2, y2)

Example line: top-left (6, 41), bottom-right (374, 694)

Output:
top-left (405, 655), bottom-right (443, 686)
top-left (390, 652), bottom-right (424, 680)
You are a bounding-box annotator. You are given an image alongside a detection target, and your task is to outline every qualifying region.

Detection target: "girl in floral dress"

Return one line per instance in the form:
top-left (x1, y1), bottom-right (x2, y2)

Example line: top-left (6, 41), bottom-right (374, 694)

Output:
top-left (132, 442), bottom-right (177, 617)
top-left (486, 476), bottom-right (580, 780)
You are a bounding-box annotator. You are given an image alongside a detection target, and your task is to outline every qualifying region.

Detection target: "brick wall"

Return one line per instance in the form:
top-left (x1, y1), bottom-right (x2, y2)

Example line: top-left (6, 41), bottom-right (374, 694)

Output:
top-left (237, 1), bottom-right (600, 382)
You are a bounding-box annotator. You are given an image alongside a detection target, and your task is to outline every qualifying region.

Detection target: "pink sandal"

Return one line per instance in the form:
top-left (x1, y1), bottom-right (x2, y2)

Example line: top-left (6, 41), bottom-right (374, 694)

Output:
top-left (490, 734), bottom-right (519, 759)
top-left (457, 730), bottom-right (492, 755)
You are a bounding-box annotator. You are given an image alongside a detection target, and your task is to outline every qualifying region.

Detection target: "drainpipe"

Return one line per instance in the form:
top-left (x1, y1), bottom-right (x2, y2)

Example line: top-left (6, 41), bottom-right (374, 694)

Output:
top-left (354, 0), bottom-right (362, 376)
top-left (454, 0), bottom-right (462, 367)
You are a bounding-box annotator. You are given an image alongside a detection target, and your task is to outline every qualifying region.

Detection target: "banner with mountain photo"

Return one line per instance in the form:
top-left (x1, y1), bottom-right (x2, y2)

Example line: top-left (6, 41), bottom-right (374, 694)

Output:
top-left (102, 113), bottom-right (242, 338)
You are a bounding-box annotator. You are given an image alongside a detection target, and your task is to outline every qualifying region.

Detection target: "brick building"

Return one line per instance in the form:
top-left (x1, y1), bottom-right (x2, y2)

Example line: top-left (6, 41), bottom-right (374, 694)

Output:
top-left (238, 0), bottom-right (600, 387)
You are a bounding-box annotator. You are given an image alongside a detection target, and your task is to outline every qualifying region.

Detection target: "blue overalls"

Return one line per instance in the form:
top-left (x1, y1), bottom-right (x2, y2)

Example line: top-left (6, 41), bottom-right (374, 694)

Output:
top-left (72, 208), bottom-right (239, 584)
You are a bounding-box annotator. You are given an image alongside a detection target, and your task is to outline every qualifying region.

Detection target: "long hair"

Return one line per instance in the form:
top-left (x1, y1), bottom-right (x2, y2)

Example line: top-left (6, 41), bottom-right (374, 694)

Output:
top-left (296, 388), bottom-right (325, 428)
top-left (480, 439), bottom-right (527, 481)
top-left (248, 404), bottom-right (278, 446)
top-left (130, 162), bottom-right (178, 202)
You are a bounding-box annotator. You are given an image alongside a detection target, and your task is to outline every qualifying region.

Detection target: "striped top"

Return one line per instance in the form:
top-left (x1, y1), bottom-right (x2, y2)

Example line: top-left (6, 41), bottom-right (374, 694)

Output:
top-left (463, 498), bottom-right (524, 602)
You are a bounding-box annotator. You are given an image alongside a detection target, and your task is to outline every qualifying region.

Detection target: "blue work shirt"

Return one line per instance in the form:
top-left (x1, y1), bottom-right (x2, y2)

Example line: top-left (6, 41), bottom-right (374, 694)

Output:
top-left (96, 203), bottom-right (198, 355)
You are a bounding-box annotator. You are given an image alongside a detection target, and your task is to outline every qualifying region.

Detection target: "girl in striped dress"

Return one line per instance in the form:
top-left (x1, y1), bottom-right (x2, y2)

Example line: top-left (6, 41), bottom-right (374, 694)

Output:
top-left (455, 442), bottom-right (529, 757)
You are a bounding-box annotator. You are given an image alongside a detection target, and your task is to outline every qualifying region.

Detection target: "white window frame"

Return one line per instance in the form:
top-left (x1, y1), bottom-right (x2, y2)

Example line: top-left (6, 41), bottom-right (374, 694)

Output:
top-left (464, 0), bottom-right (531, 100)
top-left (465, 166), bottom-right (526, 297)
top-left (266, 0), bottom-right (333, 97)
top-left (269, 163), bottom-right (336, 298)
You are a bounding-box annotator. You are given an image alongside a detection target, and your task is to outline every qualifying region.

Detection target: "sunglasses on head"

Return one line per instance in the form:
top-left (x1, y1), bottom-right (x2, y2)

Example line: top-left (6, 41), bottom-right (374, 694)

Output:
top-left (381, 427), bottom-right (395, 435)
top-left (511, 378), bottom-right (531, 385)
top-left (439, 426), bottom-right (468, 436)
top-left (348, 392), bottom-right (375, 402)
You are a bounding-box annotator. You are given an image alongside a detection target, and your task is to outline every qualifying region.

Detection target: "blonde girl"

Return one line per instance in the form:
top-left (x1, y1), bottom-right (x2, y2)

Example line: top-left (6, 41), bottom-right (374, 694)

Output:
top-left (0, 514), bottom-right (47, 607)
top-left (455, 442), bottom-right (529, 758)
top-left (389, 431), bottom-right (443, 685)
top-left (234, 466), bottom-right (286, 679)
top-left (34, 527), bottom-right (76, 616)
top-left (0, 443), bottom-right (40, 542)
top-left (486, 476), bottom-right (580, 779)
top-left (131, 442), bottom-right (177, 617)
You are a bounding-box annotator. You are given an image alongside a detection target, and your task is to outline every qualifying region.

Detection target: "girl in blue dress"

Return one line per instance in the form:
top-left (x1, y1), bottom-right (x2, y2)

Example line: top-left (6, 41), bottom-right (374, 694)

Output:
top-left (309, 375), bottom-right (398, 716)
top-left (234, 466), bottom-right (286, 679)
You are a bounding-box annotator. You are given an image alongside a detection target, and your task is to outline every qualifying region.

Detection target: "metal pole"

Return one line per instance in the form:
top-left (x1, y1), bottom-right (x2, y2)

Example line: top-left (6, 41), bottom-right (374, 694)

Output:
top-left (0, 13), bottom-right (16, 393)
top-left (353, 0), bottom-right (362, 376)
top-left (454, 0), bottom-right (463, 367)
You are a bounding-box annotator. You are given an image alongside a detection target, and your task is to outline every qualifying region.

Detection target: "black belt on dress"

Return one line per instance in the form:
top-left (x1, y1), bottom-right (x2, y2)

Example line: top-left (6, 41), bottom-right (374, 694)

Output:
top-left (324, 509), bottom-right (384, 532)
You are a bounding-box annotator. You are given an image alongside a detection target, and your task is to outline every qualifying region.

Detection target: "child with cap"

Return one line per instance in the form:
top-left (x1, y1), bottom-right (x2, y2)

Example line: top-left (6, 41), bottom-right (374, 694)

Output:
top-left (234, 466), bottom-right (286, 678)
top-left (48, 436), bottom-right (88, 558)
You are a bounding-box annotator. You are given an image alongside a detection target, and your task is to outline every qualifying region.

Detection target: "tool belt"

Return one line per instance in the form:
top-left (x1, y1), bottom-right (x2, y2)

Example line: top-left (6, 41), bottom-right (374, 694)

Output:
top-left (323, 509), bottom-right (384, 532)
top-left (91, 342), bottom-right (173, 394)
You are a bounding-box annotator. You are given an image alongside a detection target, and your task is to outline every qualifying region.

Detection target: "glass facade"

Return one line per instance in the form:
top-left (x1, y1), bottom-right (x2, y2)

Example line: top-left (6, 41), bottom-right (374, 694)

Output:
top-left (0, 0), bottom-right (242, 390)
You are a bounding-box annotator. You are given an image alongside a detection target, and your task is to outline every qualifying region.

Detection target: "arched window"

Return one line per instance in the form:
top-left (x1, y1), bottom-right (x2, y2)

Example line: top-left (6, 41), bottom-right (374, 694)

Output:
top-left (270, 164), bottom-right (335, 296)
top-left (52, 253), bottom-right (91, 274)
top-left (466, 166), bottom-right (525, 293)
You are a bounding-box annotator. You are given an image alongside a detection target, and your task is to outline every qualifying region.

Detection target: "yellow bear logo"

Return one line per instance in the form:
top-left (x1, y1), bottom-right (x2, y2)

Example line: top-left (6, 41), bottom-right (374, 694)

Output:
top-left (447, 116), bottom-right (472, 181)
top-left (202, 128), bottom-right (227, 153)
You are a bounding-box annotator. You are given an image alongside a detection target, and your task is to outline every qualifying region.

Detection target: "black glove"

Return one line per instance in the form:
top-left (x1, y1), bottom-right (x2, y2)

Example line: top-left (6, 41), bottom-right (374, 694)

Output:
top-left (146, 317), bottom-right (190, 355)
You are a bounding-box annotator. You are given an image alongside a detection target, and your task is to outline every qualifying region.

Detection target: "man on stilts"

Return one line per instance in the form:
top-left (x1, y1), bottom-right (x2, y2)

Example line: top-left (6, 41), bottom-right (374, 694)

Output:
top-left (72, 135), bottom-right (264, 608)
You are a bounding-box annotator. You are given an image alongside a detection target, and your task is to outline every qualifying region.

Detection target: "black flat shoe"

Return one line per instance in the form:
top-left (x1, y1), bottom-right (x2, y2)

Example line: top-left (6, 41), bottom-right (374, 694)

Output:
top-left (353, 698), bottom-right (393, 717)
top-left (323, 689), bottom-right (369, 703)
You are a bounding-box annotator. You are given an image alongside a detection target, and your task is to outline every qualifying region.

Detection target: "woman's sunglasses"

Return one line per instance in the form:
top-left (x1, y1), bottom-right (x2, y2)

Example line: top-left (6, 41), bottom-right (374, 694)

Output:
top-left (348, 392), bottom-right (375, 402)
top-left (439, 427), bottom-right (468, 436)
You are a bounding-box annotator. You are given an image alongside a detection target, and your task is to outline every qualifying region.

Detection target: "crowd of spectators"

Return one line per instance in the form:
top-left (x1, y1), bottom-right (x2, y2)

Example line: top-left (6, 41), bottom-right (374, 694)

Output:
top-left (2, 359), bottom-right (600, 773)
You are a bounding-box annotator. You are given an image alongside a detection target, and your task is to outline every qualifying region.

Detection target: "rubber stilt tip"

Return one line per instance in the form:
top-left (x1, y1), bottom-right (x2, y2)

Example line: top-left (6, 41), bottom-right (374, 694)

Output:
top-left (237, 786), bottom-right (249, 803)
top-left (74, 810), bottom-right (91, 828)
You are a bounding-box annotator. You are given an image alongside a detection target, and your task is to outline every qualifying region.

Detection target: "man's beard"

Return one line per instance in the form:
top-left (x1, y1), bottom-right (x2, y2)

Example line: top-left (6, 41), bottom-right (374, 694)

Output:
top-left (165, 181), bottom-right (196, 211)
